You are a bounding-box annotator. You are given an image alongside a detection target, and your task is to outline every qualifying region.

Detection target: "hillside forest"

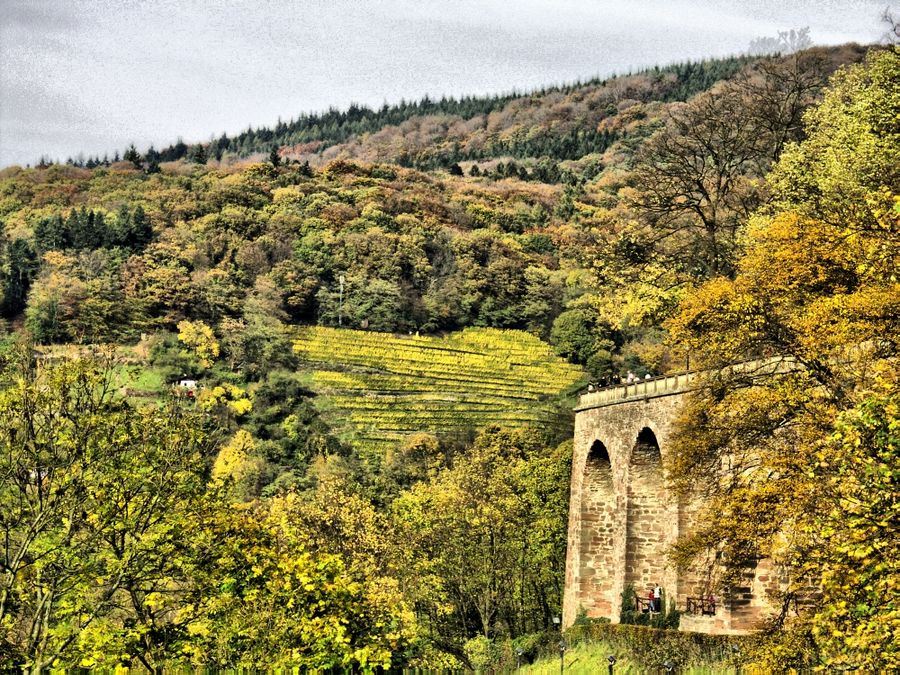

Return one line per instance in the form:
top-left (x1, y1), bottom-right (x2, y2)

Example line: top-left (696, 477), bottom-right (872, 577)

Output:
top-left (0, 43), bottom-right (897, 671)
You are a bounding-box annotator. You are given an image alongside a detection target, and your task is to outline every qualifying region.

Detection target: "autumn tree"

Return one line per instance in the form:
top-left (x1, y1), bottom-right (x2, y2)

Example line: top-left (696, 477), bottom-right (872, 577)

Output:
top-left (804, 388), bottom-right (899, 671)
top-left (0, 351), bottom-right (420, 670)
top-left (177, 319), bottom-right (219, 368)
top-left (24, 252), bottom-right (87, 343)
top-left (630, 85), bottom-right (770, 277)
top-left (666, 48), bottom-right (899, 667)
top-left (629, 51), bottom-right (832, 279)
top-left (182, 493), bottom-right (416, 670)
top-left (211, 429), bottom-right (267, 500)
top-left (736, 50), bottom-right (831, 161)
top-left (391, 429), bottom-right (571, 661)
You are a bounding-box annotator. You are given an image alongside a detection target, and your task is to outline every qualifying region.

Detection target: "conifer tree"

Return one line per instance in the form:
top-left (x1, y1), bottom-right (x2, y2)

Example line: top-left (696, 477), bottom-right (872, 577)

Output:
top-left (123, 143), bottom-right (142, 169)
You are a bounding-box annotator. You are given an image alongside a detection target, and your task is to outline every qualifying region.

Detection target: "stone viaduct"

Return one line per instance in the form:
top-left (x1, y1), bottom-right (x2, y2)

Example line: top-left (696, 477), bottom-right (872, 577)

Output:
top-left (562, 367), bottom-right (784, 635)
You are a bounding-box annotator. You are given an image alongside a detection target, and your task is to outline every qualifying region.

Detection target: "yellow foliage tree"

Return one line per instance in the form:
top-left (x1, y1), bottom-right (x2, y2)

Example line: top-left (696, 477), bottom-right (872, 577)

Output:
top-left (197, 383), bottom-right (252, 418)
top-left (177, 319), bottom-right (219, 368)
top-left (666, 48), bottom-right (899, 669)
top-left (212, 430), bottom-right (265, 500)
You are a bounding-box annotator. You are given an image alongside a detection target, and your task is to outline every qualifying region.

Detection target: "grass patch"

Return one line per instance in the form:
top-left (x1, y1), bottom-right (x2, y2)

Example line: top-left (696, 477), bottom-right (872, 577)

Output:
top-left (521, 623), bottom-right (751, 674)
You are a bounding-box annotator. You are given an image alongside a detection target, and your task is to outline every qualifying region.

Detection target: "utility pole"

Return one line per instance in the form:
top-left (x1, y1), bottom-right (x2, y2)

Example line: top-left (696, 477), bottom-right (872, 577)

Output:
top-left (338, 274), bottom-right (345, 327)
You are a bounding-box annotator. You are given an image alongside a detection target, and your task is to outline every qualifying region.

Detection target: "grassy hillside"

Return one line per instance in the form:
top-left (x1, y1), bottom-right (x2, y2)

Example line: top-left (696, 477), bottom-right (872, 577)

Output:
top-left (293, 326), bottom-right (585, 455)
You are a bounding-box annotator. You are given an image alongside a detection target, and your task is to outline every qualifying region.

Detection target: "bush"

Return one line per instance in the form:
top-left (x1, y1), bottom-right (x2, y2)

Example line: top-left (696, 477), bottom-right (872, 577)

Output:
top-left (463, 631), bottom-right (563, 672)
top-left (463, 635), bottom-right (496, 672)
top-left (511, 630), bottom-right (564, 665)
top-left (574, 606), bottom-right (611, 627)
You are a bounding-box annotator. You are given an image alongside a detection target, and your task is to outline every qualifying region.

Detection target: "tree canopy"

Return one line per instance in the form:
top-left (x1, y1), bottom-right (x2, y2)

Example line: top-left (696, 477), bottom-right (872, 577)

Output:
top-left (666, 47), bottom-right (899, 669)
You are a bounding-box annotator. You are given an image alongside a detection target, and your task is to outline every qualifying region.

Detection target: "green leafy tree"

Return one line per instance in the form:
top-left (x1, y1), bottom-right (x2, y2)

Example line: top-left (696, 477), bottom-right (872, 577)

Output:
top-left (391, 429), bottom-right (571, 659)
top-left (316, 275), bottom-right (407, 331)
top-left (549, 307), bottom-right (616, 365)
top-left (269, 145), bottom-right (281, 167)
top-left (188, 143), bottom-right (207, 164)
top-left (144, 146), bottom-right (161, 174)
top-left (123, 143), bottom-right (143, 169)
top-left (0, 238), bottom-right (38, 318)
top-left (24, 252), bottom-right (86, 343)
top-left (33, 214), bottom-right (69, 251)
top-left (0, 351), bottom-right (217, 671)
top-left (69, 208), bottom-right (107, 250)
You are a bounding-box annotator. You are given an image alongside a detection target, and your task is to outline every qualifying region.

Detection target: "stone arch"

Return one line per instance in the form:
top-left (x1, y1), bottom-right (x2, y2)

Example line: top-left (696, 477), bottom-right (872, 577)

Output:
top-left (579, 439), bottom-right (616, 616)
top-left (624, 426), bottom-right (667, 597)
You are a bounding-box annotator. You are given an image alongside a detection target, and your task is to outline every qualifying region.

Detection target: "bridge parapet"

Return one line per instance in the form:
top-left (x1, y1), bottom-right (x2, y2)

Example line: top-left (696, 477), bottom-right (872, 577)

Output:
top-left (575, 371), bottom-right (699, 411)
top-left (574, 356), bottom-right (798, 412)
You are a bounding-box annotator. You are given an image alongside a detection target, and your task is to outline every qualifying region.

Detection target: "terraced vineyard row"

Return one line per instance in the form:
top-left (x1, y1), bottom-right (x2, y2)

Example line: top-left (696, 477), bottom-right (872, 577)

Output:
top-left (293, 327), bottom-right (586, 456)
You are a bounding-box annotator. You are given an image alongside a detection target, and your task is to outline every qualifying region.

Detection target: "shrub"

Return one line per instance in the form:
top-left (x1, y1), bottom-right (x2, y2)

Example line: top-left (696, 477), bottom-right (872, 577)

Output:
top-left (463, 635), bottom-right (496, 672)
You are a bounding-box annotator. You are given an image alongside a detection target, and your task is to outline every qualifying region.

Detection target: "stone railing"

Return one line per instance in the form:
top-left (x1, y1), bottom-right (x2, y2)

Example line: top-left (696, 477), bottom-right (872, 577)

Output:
top-left (575, 356), bottom-right (799, 411)
top-left (575, 371), bottom-right (700, 410)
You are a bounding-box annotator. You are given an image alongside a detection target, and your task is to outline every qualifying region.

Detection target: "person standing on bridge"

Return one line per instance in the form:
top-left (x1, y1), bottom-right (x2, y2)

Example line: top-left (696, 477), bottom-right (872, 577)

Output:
top-left (653, 584), bottom-right (662, 612)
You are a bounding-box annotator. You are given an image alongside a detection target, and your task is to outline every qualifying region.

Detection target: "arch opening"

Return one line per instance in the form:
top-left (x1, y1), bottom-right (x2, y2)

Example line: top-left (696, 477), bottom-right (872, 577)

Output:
top-left (624, 427), bottom-right (667, 599)
top-left (579, 440), bottom-right (616, 616)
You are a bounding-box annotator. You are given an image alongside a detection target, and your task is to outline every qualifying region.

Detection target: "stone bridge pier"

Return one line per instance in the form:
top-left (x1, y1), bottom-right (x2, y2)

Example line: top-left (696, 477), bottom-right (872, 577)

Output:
top-left (562, 371), bottom-right (776, 634)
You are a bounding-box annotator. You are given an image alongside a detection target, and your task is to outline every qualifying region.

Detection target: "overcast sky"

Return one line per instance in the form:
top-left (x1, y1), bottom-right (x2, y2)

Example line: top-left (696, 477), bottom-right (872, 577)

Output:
top-left (0, 0), bottom-right (889, 167)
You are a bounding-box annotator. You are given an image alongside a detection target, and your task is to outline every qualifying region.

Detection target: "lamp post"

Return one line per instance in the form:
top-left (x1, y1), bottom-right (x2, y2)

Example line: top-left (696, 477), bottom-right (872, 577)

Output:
top-left (557, 640), bottom-right (566, 675)
top-left (731, 644), bottom-right (741, 675)
top-left (607, 654), bottom-right (617, 675)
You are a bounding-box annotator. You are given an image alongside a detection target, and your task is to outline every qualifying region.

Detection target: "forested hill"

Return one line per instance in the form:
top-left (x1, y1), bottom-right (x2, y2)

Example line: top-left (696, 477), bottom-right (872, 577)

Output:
top-left (161, 54), bottom-right (756, 168)
top-left (0, 44), bottom-right (870, 367)
top-left (63, 45), bottom-right (863, 178)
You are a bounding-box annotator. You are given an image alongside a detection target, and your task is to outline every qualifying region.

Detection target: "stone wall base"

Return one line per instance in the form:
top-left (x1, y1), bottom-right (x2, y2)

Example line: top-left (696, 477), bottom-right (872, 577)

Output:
top-left (679, 613), bottom-right (753, 635)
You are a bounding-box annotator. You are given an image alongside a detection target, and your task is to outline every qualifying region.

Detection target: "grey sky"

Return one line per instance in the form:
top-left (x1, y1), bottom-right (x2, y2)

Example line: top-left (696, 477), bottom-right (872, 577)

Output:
top-left (0, 0), bottom-right (889, 167)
